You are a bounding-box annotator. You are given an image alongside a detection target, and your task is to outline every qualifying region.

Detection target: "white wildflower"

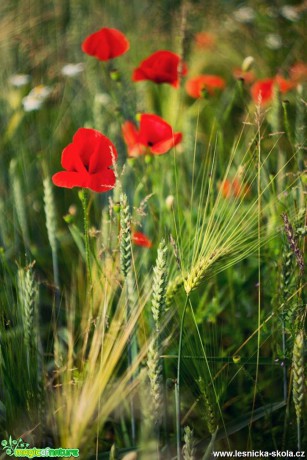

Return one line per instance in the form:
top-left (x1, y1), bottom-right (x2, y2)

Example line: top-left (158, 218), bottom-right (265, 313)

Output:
top-left (61, 63), bottom-right (85, 77)
top-left (280, 5), bottom-right (299, 22)
top-left (9, 74), bottom-right (31, 88)
top-left (22, 85), bottom-right (52, 112)
top-left (233, 7), bottom-right (255, 23)
top-left (265, 33), bottom-right (282, 50)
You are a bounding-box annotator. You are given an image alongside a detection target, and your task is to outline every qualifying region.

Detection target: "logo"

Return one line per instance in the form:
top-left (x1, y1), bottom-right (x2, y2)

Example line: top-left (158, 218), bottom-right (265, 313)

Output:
top-left (1, 437), bottom-right (79, 458)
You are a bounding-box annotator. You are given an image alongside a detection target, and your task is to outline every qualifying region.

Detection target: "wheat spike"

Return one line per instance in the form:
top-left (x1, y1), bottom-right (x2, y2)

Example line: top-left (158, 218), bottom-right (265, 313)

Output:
top-left (43, 176), bottom-right (57, 255)
top-left (10, 159), bottom-right (30, 247)
top-left (147, 342), bottom-right (163, 425)
top-left (292, 330), bottom-right (304, 422)
top-left (182, 426), bottom-right (195, 460)
top-left (151, 239), bottom-right (168, 332)
top-left (18, 264), bottom-right (38, 350)
top-left (120, 193), bottom-right (131, 278)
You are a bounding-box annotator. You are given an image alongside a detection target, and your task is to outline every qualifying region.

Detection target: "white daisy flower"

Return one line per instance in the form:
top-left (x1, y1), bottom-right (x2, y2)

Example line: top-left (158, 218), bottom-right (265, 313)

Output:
top-left (22, 85), bottom-right (52, 111)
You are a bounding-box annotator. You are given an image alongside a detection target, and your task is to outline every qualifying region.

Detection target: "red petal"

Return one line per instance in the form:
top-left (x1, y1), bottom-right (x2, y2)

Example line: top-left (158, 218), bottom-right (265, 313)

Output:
top-left (132, 231), bottom-right (152, 248)
top-left (87, 169), bottom-right (116, 193)
top-left (61, 143), bottom-right (88, 174)
top-left (139, 114), bottom-right (172, 146)
top-left (122, 121), bottom-right (139, 148)
top-left (186, 75), bottom-right (225, 98)
top-left (150, 132), bottom-right (182, 155)
top-left (82, 27), bottom-right (129, 61)
top-left (66, 128), bottom-right (117, 174)
top-left (132, 50), bottom-right (185, 87)
top-left (52, 171), bottom-right (89, 189)
top-left (275, 75), bottom-right (296, 93)
top-left (251, 79), bottom-right (274, 104)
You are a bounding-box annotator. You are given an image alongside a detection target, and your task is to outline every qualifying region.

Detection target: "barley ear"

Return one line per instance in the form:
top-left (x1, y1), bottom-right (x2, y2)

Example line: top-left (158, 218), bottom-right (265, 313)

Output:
top-left (166, 274), bottom-right (184, 308)
top-left (120, 193), bottom-right (131, 278)
top-left (198, 377), bottom-right (218, 435)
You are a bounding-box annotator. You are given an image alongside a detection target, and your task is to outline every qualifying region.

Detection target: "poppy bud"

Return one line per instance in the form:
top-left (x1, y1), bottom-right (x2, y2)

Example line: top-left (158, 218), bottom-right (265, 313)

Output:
top-left (110, 69), bottom-right (121, 82)
top-left (242, 56), bottom-right (254, 72)
top-left (145, 154), bottom-right (152, 164)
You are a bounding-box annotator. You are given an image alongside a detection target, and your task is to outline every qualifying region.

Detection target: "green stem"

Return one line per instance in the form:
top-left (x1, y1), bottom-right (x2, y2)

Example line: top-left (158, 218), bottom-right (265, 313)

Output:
top-left (125, 275), bottom-right (137, 445)
top-left (80, 189), bottom-right (92, 290)
top-left (176, 296), bottom-right (189, 460)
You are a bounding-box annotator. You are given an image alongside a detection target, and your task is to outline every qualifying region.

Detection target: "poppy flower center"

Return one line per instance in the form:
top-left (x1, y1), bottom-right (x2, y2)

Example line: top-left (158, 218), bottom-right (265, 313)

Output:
top-left (147, 141), bottom-right (154, 147)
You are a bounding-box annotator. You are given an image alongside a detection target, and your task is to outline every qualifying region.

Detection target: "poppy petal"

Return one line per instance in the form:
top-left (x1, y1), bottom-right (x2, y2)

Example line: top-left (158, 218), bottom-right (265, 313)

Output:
top-left (52, 171), bottom-right (89, 189)
top-left (61, 143), bottom-right (88, 174)
top-left (139, 114), bottom-right (172, 145)
top-left (82, 27), bottom-right (129, 61)
top-left (132, 50), bottom-right (186, 87)
top-left (87, 169), bottom-right (116, 193)
top-left (132, 231), bottom-right (152, 248)
top-left (150, 132), bottom-right (182, 155)
top-left (186, 75), bottom-right (225, 98)
top-left (69, 128), bottom-right (116, 174)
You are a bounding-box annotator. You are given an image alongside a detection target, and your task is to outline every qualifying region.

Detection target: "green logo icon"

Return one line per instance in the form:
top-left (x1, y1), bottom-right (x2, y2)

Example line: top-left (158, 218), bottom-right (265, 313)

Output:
top-left (1, 437), bottom-right (30, 456)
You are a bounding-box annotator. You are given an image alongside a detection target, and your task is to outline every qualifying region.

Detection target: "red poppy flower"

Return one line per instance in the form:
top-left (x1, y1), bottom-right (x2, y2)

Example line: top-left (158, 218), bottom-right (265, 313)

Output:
top-left (195, 32), bottom-right (215, 49)
top-left (290, 62), bottom-right (307, 82)
top-left (132, 50), bottom-right (187, 88)
top-left (82, 27), bottom-right (129, 61)
top-left (52, 128), bottom-right (117, 193)
top-left (132, 231), bottom-right (152, 248)
top-left (251, 76), bottom-right (295, 105)
top-left (186, 75), bottom-right (226, 98)
top-left (122, 114), bottom-right (182, 157)
top-left (220, 179), bottom-right (250, 199)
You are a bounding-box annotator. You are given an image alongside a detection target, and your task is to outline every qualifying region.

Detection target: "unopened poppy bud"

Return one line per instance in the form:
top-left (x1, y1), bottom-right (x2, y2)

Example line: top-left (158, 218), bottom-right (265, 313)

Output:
top-left (68, 205), bottom-right (77, 216)
top-left (110, 69), bottom-right (121, 82)
top-left (165, 195), bottom-right (175, 209)
top-left (113, 202), bottom-right (121, 213)
top-left (232, 355), bottom-right (241, 364)
top-left (242, 56), bottom-right (254, 72)
top-left (145, 154), bottom-right (152, 164)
